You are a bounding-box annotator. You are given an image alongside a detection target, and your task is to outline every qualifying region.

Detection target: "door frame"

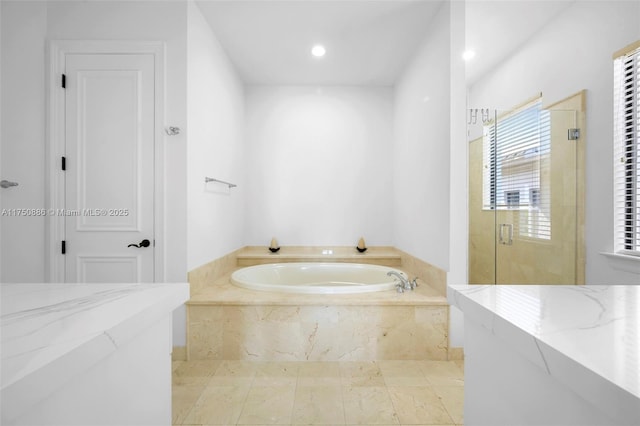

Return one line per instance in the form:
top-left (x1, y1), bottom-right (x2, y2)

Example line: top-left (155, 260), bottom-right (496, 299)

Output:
top-left (543, 90), bottom-right (586, 285)
top-left (46, 40), bottom-right (166, 283)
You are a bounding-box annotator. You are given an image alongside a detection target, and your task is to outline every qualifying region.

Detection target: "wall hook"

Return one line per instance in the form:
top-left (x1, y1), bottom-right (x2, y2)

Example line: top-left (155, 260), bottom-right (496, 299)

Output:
top-left (481, 108), bottom-right (491, 124)
top-left (468, 109), bottom-right (478, 125)
top-left (165, 126), bottom-right (181, 136)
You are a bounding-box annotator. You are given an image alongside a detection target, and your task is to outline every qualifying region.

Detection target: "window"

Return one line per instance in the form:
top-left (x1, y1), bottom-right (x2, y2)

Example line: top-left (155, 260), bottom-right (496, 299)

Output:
top-left (614, 42), bottom-right (640, 256)
top-left (483, 98), bottom-right (551, 240)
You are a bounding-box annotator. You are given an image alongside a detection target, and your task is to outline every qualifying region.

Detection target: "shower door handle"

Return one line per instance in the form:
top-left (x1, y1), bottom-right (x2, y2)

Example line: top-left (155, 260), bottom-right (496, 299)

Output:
top-left (499, 224), bottom-right (513, 245)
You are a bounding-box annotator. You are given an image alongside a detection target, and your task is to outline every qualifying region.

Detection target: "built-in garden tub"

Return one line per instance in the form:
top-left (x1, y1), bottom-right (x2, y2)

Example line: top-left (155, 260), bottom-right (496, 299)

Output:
top-left (186, 250), bottom-right (451, 362)
top-left (231, 263), bottom-right (407, 294)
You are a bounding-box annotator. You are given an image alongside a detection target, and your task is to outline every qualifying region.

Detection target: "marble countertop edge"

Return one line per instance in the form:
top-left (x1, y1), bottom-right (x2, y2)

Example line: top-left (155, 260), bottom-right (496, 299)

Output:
top-left (2, 284), bottom-right (189, 385)
top-left (447, 285), bottom-right (640, 423)
top-left (1, 331), bottom-right (117, 423)
top-left (1, 282), bottom-right (189, 421)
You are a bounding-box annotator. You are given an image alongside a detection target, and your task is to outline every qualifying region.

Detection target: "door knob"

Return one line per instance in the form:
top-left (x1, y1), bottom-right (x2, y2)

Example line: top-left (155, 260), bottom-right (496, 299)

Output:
top-left (128, 239), bottom-right (151, 248)
top-left (1, 180), bottom-right (19, 189)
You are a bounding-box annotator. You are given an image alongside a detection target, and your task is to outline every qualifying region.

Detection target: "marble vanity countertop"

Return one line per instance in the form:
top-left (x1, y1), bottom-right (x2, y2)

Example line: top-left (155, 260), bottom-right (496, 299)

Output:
top-left (1, 283), bottom-right (189, 417)
top-left (448, 285), bottom-right (640, 421)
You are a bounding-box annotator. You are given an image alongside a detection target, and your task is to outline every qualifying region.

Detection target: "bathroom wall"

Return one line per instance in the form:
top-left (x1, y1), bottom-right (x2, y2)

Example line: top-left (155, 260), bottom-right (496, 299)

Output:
top-left (183, 2), bottom-right (245, 347)
top-left (392, 1), bottom-right (467, 349)
top-left (1, 1), bottom-right (48, 283)
top-left (1, 1), bottom-right (189, 345)
top-left (0, 1), bottom-right (3, 281)
top-left (448, 0), bottom-right (468, 350)
top-left (469, 0), bottom-right (640, 285)
top-left (393, 2), bottom-right (452, 273)
top-left (244, 86), bottom-right (394, 247)
top-left (1, 0), bottom-right (189, 285)
top-left (187, 2), bottom-right (245, 271)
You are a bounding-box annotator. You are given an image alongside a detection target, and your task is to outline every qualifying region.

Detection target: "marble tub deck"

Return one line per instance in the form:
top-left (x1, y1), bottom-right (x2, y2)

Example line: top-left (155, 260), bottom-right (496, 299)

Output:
top-left (235, 246), bottom-right (405, 267)
top-left (189, 268), bottom-right (447, 306)
top-left (187, 269), bottom-right (450, 362)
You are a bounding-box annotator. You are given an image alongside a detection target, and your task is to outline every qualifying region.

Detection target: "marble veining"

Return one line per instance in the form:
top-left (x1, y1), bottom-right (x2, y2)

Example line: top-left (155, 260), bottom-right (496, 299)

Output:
top-left (448, 285), bottom-right (640, 420)
top-left (3, 286), bottom-right (137, 324)
top-left (188, 304), bottom-right (449, 361)
top-left (1, 283), bottom-right (189, 390)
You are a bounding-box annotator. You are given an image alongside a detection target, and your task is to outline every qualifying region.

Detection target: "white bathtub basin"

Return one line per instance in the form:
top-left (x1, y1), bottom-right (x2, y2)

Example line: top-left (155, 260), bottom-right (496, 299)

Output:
top-left (230, 263), bottom-right (406, 294)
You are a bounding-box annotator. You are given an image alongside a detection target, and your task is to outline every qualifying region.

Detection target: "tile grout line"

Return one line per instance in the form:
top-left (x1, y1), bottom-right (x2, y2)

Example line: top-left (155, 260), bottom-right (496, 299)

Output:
top-left (175, 363), bottom-right (216, 426)
top-left (233, 361), bottom-right (258, 426)
top-left (182, 380), bottom-right (208, 426)
top-left (379, 361), bottom-right (402, 426)
top-left (339, 367), bottom-right (347, 425)
top-left (288, 364), bottom-right (300, 426)
top-left (434, 384), bottom-right (462, 426)
top-left (383, 380), bottom-right (402, 426)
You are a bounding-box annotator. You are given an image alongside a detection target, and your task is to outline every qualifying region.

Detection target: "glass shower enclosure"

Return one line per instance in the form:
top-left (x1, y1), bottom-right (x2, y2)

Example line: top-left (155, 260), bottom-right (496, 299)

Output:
top-left (468, 97), bottom-right (581, 285)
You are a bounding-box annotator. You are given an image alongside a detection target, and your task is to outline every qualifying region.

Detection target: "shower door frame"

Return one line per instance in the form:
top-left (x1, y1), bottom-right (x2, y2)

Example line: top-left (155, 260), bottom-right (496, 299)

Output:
top-left (468, 91), bottom-right (586, 285)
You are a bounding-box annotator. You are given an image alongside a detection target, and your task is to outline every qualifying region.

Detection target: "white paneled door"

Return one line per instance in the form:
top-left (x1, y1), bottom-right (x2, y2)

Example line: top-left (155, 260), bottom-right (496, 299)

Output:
top-left (64, 54), bottom-right (155, 283)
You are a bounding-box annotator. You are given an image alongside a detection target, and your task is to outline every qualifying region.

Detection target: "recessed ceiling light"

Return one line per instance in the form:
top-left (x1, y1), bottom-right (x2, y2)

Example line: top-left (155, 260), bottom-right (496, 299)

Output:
top-left (311, 44), bottom-right (326, 58)
top-left (462, 49), bottom-right (476, 61)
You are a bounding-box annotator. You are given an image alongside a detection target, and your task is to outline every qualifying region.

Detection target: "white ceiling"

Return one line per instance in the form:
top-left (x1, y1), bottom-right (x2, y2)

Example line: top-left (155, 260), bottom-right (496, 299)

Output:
top-left (195, 0), bottom-right (444, 86)
top-left (195, 0), bottom-right (575, 87)
top-left (465, 0), bottom-right (576, 85)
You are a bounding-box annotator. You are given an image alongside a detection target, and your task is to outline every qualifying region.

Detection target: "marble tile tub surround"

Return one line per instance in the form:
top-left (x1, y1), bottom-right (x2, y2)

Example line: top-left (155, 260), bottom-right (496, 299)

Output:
top-left (448, 285), bottom-right (640, 423)
top-left (236, 245), bottom-right (402, 266)
top-left (186, 246), bottom-right (452, 362)
top-left (188, 270), bottom-right (449, 362)
top-left (189, 245), bottom-right (447, 296)
top-left (188, 247), bottom-right (244, 296)
top-left (172, 359), bottom-right (464, 425)
top-left (398, 248), bottom-right (447, 296)
top-left (188, 301), bottom-right (449, 361)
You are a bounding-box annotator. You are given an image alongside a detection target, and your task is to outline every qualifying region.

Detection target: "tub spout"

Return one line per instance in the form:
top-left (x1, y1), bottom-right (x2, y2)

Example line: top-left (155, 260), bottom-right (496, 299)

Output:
top-left (387, 271), bottom-right (417, 292)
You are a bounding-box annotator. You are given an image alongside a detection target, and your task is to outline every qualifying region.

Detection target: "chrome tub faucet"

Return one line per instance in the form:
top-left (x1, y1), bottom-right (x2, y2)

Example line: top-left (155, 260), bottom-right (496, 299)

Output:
top-left (387, 271), bottom-right (418, 293)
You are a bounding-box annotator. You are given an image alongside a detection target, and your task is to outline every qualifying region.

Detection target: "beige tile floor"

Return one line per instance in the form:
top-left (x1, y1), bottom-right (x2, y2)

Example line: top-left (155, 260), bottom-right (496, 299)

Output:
top-left (172, 359), bottom-right (464, 426)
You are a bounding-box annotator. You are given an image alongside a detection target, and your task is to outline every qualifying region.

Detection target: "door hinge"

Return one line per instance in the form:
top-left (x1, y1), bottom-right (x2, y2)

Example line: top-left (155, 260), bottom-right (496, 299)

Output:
top-left (61, 156), bottom-right (66, 171)
top-left (61, 74), bottom-right (66, 89)
top-left (61, 240), bottom-right (66, 255)
top-left (567, 128), bottom-right (580, 140)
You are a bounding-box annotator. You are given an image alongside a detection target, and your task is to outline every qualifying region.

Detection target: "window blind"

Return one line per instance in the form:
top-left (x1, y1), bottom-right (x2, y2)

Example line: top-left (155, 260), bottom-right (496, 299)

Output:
top-left (483, 99), bottom-right (551, 240)
top-left (614, 45), bottom-right (640, 256)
